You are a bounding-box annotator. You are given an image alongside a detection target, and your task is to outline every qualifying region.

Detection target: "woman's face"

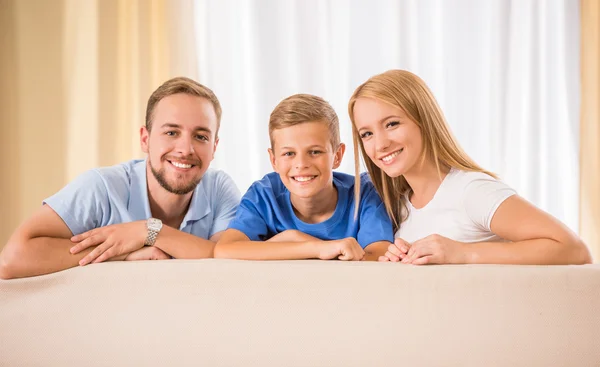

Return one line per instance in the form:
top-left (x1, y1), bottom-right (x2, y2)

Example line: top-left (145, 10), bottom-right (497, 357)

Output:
top-left (352, 97), bottom-right (424, 178)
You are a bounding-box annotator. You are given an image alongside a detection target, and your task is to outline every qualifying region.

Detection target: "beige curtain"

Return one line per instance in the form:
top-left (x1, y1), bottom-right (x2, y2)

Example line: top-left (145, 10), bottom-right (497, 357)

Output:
top-left (580, 0), bottom-right (600, 262)
top-left (0, 0), bottom-right (197, 247)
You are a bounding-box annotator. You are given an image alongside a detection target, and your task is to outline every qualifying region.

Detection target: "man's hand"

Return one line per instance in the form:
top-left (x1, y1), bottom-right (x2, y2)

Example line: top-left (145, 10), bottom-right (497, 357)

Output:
top-left (402, 234), bottom-right (466, 265)
top-left (379, 237), bottom-right (411, 262)
top-left (70, 221), bottom-right (147, 265)
top-left (318, 238), bottom-right (365, 261)
top-left (124, 246), bottom-right (171, 261)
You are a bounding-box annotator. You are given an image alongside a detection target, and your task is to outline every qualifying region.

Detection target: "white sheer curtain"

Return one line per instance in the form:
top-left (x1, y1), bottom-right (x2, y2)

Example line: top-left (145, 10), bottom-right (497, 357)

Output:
top-left (194, 0), bottom-right (580, 232)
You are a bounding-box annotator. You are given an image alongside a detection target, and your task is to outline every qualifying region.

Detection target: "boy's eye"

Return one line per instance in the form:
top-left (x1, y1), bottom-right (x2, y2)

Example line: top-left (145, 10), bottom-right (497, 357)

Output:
top-left (386, 121), bottom-right (400, 128)
top-left (359, 131), bottom-right (372, 139)
top-left (309, 150), bottom-right (323, 155)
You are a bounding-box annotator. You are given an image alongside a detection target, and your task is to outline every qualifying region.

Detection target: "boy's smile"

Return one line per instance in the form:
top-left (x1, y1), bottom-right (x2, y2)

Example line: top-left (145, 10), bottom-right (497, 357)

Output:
top-left (269, 121), bottom-right (345, 221)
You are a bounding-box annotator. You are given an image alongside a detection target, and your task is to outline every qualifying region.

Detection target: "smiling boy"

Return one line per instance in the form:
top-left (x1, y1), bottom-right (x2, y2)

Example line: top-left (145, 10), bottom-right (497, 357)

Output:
top-left (214, 94), bottom-right (393, 261)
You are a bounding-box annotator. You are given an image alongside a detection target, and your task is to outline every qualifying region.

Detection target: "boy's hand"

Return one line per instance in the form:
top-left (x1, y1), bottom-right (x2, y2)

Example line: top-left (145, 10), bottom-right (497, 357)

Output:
top-left (124, 246), bottom-right (171, 261)
top-left (318, 238), bottom-right (365, 261)
top-left (380, 238), bottom-right (411, 262)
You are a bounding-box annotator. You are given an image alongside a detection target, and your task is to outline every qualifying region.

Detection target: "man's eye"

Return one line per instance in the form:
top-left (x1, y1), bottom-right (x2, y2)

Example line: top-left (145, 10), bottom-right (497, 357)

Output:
top-left (283, 152), bottom-right (294, 157)
top-left (166, 131), bottom-right (177, 136)
top-left (196, 135), bottom-right (209, 141)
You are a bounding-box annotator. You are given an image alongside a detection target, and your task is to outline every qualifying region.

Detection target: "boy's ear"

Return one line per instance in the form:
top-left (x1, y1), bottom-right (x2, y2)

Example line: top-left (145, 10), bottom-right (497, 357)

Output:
top-left (140, 126), bottom-right (150, 154)
top-left (332, 143), bottom-right (345, 169)
top-left (268, 148), bottom-right (277, 171)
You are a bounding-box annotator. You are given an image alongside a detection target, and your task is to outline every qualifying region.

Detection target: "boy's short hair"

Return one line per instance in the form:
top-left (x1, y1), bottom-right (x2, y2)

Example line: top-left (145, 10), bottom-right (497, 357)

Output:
top-left (269, 94), bottom-right (340, 149)
top-left (145, 76), bottom-right (222, 136)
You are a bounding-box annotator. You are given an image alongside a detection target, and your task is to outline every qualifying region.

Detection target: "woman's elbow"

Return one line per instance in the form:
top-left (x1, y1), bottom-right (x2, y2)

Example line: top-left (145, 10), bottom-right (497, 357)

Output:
top-left (567, 239), bottom-right (592, 265)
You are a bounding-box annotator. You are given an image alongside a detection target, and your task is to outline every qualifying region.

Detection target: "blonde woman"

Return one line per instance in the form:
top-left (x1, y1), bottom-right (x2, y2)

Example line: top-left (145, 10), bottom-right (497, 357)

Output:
top-left (348, 69), bottom-right (591, 265)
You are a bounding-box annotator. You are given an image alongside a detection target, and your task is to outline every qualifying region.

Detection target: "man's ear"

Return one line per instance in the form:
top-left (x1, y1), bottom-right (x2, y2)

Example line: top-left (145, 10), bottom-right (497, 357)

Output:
top-left (333, 143), bottom-right (346, 169)
top-left (140, 126), bottom-right (150, 154)
top-left (211, 137), bottom-right (219, 160)
top-left (268, 148), bottom-right (277, 171)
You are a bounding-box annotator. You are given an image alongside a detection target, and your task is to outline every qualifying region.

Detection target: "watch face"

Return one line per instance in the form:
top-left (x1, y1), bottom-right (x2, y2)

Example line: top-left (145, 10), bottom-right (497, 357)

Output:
top-left (148, 218), bottom-right (163, 231)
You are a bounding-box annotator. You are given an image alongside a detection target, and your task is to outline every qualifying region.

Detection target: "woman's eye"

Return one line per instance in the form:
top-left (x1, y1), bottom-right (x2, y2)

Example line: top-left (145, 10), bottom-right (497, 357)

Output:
top-left (386, 121), bottom-right (400, 128)
top-left (360, 131), bottom-right (372, 139)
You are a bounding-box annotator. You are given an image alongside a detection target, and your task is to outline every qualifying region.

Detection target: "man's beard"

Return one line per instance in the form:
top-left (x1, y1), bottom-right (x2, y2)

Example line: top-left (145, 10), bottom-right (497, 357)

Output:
top-left (150, 159), bottom-right (202, 195)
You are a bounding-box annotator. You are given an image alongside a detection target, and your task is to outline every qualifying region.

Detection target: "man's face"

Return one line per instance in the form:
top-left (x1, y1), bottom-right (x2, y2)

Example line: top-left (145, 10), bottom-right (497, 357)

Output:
top-left (141, 93), bottom-right (219, 195)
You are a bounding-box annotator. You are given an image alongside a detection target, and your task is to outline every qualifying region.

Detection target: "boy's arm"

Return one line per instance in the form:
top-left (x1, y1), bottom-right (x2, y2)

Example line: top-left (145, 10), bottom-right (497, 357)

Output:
top-left (363, 240), bottom-right (393, 261)
top-left (214, 229), bottom-right (365, 261)
top-left (0, 205), bottom-right (127, 279)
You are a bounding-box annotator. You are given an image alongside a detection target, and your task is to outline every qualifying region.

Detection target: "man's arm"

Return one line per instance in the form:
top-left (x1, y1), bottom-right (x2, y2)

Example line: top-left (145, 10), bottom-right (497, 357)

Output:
top-left (0, 205), bottom-right (125, 279)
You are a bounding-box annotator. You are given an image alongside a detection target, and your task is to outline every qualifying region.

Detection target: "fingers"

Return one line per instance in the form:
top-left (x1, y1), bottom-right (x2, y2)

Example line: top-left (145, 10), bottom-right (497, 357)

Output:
top-left (394, 238), bottom-right (410, 254)
top-left (385, 250), bottom-right (400, 262)
top-left (337, 240), bottom-right (365, 261)
top-left (378, 256), bottom-right (390, 262)
top-left (79, 241), bottom-right (111, 266)
top-left (93, 246), bottom-right (119, 263)
top-left (387, 243), bottom-right (404, 258)
top-left (411, 255), bottom-right (432, 265)
top-left (70, 234), bottom-right (104, 254)
top-left (70, 229), bottom-right (95, 243)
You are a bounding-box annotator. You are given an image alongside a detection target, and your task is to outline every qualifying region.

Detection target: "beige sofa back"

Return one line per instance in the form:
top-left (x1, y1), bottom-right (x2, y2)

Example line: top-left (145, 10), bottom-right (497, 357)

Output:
top-left (1, 260), bottom-right (599, 366)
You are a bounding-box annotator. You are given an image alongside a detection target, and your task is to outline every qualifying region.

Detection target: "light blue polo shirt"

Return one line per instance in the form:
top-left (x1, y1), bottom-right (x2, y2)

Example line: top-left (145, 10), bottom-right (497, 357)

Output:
top-left (43, 159), bottom-right (241, 239)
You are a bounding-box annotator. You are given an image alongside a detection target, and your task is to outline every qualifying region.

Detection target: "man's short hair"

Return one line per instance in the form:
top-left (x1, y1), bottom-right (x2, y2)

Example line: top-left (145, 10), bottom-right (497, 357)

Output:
top-left (145, 77), bottom-right (222, 136)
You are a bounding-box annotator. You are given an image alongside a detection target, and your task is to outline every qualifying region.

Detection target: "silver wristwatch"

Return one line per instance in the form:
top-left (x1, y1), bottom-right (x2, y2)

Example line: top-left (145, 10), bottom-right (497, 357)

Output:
top-left (144, 218), bottom-right (163, 246)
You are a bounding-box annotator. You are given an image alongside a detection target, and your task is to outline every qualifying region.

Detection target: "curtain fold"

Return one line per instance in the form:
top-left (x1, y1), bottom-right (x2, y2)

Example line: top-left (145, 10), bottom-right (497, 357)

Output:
top-left (0, 0), bottom-right (197, 247)
top-left (195, 0), bottom-right (582, 234)
top-left (580, 0), bottom-right (600, 261)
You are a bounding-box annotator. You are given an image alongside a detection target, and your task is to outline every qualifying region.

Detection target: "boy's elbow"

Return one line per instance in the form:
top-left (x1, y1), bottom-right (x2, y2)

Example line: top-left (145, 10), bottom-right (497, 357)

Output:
top-left (212, 244), bottom-right (227, 259)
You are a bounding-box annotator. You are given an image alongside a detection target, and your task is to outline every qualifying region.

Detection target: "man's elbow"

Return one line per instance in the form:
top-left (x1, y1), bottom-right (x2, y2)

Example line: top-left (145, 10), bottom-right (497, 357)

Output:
top-left (0, 243), bottom-right (22, 280)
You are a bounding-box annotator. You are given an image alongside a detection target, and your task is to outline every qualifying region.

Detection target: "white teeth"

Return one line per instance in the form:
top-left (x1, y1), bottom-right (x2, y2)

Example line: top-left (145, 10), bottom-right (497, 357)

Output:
top-left (381, 150), bottom-right (402, 163)
top-left (171, 161), bottom-right (192, 169)
top-left (293, 176), bottom-right (316, 182)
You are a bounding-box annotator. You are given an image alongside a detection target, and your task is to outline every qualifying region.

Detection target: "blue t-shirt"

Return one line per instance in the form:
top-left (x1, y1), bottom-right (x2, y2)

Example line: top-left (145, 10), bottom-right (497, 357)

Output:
top-left (227, 172), bottom-right (394, 248)
top-left (44, 159), bottom-right (241, 239)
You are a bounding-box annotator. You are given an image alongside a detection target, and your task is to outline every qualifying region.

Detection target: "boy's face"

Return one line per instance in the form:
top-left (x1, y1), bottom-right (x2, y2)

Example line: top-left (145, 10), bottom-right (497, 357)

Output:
top-left (141, 93), bottom-right (219, 195)
top-left (269, 121), bottom-right (345, 199)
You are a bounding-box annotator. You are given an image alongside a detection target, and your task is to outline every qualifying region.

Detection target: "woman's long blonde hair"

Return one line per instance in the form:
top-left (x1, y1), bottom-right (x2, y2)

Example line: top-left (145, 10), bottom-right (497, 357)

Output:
top-left (348, 70), bottom-right (495, 232)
